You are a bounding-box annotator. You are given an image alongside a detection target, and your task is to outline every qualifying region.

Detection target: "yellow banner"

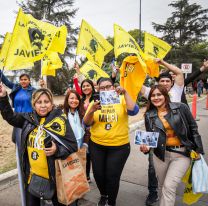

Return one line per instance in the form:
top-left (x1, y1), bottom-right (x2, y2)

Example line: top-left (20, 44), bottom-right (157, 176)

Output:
top-left (144, 32), bottom-right (172, 77)
top-left (41, 67), bottom-right (55, 76)
top-left (48, 25), bottom-right (67, 54)
top-left (76, 19), bottom-right (113, 67)
top-left (80, 60), bottom-right (109, 81)
top-left (41, 52), bottom-right (63, 76)
top-left (114, 24), bottom-right (144, 59)
top-left (144, 32), bottom-right (172, 59)
top-left (4, 8), bottom-right (65, 70)
top-left (0, 33), bottom-right (14, 68)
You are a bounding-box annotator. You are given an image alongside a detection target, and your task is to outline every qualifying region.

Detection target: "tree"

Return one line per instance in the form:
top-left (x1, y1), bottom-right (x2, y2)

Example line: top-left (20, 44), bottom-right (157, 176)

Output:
top-left (153, 0), bottom-right (208, 47)
top-left (17, 0), bottom-right (79, 94)
top-left (152, 0), bottom-right (208, 70)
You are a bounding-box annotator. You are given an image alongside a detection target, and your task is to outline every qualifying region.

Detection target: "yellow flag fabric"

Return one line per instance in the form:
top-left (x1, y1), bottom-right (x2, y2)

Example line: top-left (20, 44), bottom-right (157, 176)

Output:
top-left (42, 67), bottom-right (55, 76)
top-left (144, 32), bottom-right (172, 59)
top-left (144, 32), bottom-right (171, 78)
top-left (48, 25), bottom-right (67, 54)
top-left (5, 8), bottom-right (65, 70)
top-left (145, 58), bottom-right (160, 78)
top-left (114, 24), bottom-right (144, 59)
top-left (41, 52), bottom-right (63, 76)
top-left (182, 162), bottom-right (203, 205)
top-left (80, 61), bottom-right (109, 81)
top-left (120, 56), bottom-right (147, 102)
top-left (0, 32), bottom-right (13, 68)
top-left (76, 19), bottom-right (113, 67)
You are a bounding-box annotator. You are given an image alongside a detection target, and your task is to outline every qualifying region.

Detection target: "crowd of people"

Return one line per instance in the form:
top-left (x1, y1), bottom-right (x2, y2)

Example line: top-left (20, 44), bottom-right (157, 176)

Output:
top-left (0, 57), bottom-right (208, 206)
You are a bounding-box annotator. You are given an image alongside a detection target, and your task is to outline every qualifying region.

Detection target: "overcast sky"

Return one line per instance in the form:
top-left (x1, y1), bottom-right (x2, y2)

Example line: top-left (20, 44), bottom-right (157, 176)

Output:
top-left (0, 0), bottom-right (207, 40)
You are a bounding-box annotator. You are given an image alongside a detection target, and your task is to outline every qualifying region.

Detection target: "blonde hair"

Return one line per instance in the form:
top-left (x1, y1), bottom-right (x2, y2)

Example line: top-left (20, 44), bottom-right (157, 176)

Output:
top-left (32, 88), bottom-right (53, 108)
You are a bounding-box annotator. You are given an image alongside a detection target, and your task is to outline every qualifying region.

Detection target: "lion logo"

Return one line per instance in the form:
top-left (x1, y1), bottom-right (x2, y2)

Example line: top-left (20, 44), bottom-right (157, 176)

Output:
top-left (90, 39), bottom-right (98, 53)
top-left (28, 27), bottom-right (45, 50)
top-left (153, 46), bottom-right (159, 57)
top-left (87, 69), bottom-right (98, 79)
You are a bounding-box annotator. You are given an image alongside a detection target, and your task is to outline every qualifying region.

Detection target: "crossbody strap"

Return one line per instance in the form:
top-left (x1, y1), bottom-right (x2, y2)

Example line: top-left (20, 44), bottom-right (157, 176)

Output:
top-left (43, 128), bottom-right (70, 152)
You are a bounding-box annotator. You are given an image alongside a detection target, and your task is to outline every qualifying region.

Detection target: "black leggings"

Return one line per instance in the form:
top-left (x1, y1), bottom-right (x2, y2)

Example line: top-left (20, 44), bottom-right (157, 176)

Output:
top-left (89, 140), bottom-right (130, 205)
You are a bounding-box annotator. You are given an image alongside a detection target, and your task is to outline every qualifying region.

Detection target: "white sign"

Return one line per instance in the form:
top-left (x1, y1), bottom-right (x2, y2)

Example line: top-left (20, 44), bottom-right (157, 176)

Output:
top-left (181, 63), bottom-right (192, 73)
top-left (134, 130), bottom-right (159, 148)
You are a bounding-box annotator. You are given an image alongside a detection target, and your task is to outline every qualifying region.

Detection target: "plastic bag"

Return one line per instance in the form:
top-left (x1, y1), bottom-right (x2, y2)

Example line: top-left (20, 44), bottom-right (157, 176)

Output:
top-left (192, 154), bottom-right (208, 193)
top-left (182, 152), bottom-right (203, 205)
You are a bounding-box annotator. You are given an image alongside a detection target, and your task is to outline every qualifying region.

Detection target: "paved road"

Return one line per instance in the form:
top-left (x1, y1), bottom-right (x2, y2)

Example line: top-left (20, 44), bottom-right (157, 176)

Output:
top-left (0, 98), bottom-right (208, 206)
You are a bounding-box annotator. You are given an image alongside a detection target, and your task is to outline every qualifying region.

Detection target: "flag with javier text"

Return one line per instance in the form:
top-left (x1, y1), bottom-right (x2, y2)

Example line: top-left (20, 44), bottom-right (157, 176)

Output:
top-left (114, 24), bottom-right (144, 59)
top-left (4, 8), bottom-right (66, 70)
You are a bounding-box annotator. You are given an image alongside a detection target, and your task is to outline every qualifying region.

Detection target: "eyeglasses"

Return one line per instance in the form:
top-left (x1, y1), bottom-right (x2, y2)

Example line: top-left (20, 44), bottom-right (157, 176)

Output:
top-left (99, 85), bottom-right (113, 91)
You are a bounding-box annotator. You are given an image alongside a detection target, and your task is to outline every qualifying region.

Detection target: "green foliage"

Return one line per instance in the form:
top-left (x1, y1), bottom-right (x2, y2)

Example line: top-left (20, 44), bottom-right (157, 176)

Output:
top-left (152, 0), bottom-right (208, 71)
top-left (17, 0), bottom-right (79, 94)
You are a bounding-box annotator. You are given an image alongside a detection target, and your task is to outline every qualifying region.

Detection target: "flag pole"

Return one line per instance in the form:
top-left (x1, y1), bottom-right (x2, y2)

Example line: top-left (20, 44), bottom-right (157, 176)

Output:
top-left (41, 12), bottom-right (50, 88)
top-left (139, 0), bottom-right (142, 46)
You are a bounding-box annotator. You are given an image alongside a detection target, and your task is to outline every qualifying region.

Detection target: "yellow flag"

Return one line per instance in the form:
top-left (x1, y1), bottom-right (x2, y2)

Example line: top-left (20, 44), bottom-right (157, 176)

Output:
top-left (144, 32), bottom-right (172, 77)
top-left (144, 32), bottom-right (172, 59)
top-left (48, 25), bottom-right (67, 54)
top-left (42, 67), bottom-right (56, 76)
top-left (114, 24), bottom-right (144, 59)
top-left (80, 61), bottom-right (109, 81)
top-left (76, 19), bottom-right (113, 67)
top-left (41, 52), bottom-right (63, 76)
top-left (4, 8), bottom-right (65, 70)
top-left (0, 32), bottom-right (13, 68)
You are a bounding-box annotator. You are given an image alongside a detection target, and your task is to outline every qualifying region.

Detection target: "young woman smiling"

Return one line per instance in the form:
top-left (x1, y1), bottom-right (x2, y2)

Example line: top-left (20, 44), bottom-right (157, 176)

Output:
top-left (63, 89), bottom-right (88, 150)
top-left (140, 85), bottom-right (204, 206)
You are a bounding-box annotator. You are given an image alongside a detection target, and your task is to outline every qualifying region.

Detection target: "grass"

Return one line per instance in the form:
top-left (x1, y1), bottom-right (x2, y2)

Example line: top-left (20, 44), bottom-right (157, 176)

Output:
top-left (0, 160), bottom-right (17, 174)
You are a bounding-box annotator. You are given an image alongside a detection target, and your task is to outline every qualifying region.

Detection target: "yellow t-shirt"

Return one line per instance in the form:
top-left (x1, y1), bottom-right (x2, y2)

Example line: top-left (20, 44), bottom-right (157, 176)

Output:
top-left (158, 109), bottom-right (181, 146)
top-left (85, 96), bottom-right (129, 146)
top-left (27, 118), bottom-right (49, 182)
top-left (120, 56), bottom-right (146, 102)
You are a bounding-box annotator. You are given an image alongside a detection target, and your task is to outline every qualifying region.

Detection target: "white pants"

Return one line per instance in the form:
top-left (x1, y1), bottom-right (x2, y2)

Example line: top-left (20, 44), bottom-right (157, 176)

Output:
top-left (153, 148), bottom-right (190, 206)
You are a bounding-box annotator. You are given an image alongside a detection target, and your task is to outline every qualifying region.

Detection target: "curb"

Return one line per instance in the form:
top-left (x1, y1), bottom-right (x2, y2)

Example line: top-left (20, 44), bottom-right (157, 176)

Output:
top-left (0, 168), bottom-right (18, 191)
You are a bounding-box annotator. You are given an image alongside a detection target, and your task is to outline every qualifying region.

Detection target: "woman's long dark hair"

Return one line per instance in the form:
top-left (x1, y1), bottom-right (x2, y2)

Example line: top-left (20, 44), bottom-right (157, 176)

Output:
top-left (63, 89), bottom-right (83, 121)
top-left (145, 85), bottom-right (170, 114)
top-left (80, 79), bottom-right (95, 102)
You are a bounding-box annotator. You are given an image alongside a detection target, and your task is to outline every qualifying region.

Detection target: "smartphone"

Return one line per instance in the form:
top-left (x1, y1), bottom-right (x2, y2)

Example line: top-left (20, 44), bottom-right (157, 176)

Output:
top-left (93, 92), bottom-right (100, 102)
top-left (44, 135), bottom-right (53, 148)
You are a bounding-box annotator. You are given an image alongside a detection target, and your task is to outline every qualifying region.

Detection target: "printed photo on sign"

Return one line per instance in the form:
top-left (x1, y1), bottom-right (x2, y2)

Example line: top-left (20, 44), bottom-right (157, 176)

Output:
top-left (100, 90), bottom-right (120, 105)
top-left (134, 130), bottom-right (159, 148)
